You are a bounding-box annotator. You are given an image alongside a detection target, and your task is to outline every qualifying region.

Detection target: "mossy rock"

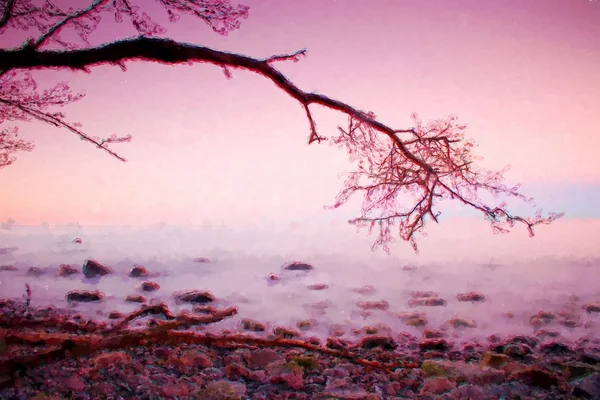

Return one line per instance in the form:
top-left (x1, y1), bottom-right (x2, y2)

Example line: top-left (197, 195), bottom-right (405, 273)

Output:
top-left (291, 355), bottom-right (319, 371)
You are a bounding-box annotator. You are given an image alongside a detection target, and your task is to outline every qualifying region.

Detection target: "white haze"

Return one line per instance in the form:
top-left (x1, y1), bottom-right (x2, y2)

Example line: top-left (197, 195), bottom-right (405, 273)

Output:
top-left (0, 221), bottom-right (598, 343)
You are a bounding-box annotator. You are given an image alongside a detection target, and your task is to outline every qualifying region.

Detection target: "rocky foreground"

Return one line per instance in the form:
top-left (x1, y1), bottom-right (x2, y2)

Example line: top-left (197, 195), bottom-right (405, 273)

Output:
top-left (0, 297), bottom-right (599, 400)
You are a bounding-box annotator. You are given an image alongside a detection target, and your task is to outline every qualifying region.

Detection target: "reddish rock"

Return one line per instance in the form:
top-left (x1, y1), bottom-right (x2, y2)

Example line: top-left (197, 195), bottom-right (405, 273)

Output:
top-left (449, 317), bottom-right (477, 328)
top-left (423, 330), bottom-right (445, 339)
top-left (281, 261), bottom-right (314, 271)
top-left (358, 335), bottom-right (397, 350)
top-left (409, 297), bottom-right (447, 307)
top-left (510, 367), bottom-right (563, 390)
top-left (456, 291), bottom-right (486, 302)
top-left (129, 265), bottom-right (149, 278)
top-left (240, 318), bottom-right (267, 332)
top-left (139, 281), bottom-right (160, 292)
top-left (480, 352), bottom-right (511, 369)
top-left (583, 302), bottom-right (600, 313)
top-left (193, 257), bottom-right (211, 263)
top-left (82, 258), bottom-right (113, 278)
top-left (351, 285), bottom-right (377, 295)
top-left (357, 300), bottom-right (389, 311)
top-left (535, 328), bottom-right (560, 339)
top-left (66, 290), bottom-right (104, 302)
top-left (56, 264), bottom-right (79, 277)
top-left (108, 311), bottom-right (123, 319)
top-left (307, 283), bottom-right (328, 290)
top-left (0, 265), bottom-right (17, 271)
top-left (420, 378), bottom-right (456, 395)
top-left (411, 291), bottom-right (439, 299)
top-left (193, 305), bottom-right (218, 314)
top-left (296, 319), bottom-right (314, 331)
top-left (419, 338), bottom-right (450, 351)
top-left (26, 266), bottom-right (45, 277)
top-left (273, 326), bottom-right (300, 339)
top-left (266, 359), bottom-right (304, 390)
top-left (323, 378), bottom-right (373, 399)
top-left (64, 375), bottom-right (86, 391)
top-left (125, 294), bottom-right (146, 303)
top-left (246, 348), bottom-right (283, 369)
top-left (173, 289), bottom-right (215, 304)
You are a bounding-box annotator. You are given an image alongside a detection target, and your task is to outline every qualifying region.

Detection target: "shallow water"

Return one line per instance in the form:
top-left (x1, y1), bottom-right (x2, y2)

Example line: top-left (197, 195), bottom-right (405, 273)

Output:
top-left (0, 225), bottom-right (598, 344)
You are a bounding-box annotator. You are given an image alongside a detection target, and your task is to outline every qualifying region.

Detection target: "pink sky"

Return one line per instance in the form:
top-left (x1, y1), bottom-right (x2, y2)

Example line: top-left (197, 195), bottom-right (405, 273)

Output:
top-left (1, 0), bottom-right (599, 255)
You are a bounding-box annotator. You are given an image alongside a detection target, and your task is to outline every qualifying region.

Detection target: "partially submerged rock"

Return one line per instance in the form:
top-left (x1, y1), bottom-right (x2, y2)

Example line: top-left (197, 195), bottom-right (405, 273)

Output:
top-left (239, 318), bottom-right (267, 332)
top-left (307, 283), bottom-right (328, 291)
top-left (125, 294), bottom-right (146, 303)
top-left (396, 311), bottom-right (428, 327)
top-left (411, 291), bottom-right (439, 299)
top-left (583, 302), bottom-right (600, 313)
top-left (296, 319), bottom-right (314, 331)
top-left (409, 291), bottom-right (447, 307)
top-left (409, 297), bottom-right (447, 307)
top-left (529, 311), bottom-right (556, 326)
top-left (358, 335), bottom-right (397, 350)
top-left (82, 258), bottom-right (112, 278)
top-left (0, 265), bottom-right (17, 272)
top-left (128, 265), bottom-right (148, 278)
top-left (56, 264), bottom-right (79, 277)
top-left (193, 257), bottom-right (211, 264)
top-left (272, 326), bottom-right (300, 339)
top-left (357, 300), bottom-right (389, 311)
top-left (449, 317), bottom-right (477, 329)
top-left (108, 311), bottom-right (123, 319)
top-left (351, 285), bottom-right (377, 295)
top-left (66, 290), bottom-right (104, 302)
top-left (138, 281), bottom-right (160, 292)
top-left (173, 289), bottom-right (215, 304)
top-left (26, 266), bottom-right (45, 277)
top-left (456, 291), bottom-right (486, 303)
top-left (281, 261), bottom-right (314, 271)
top-left (193, 305), bottom-right (218, 314)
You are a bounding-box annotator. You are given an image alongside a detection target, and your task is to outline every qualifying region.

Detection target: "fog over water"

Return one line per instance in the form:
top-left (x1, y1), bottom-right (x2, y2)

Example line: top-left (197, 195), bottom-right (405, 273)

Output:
top-left (0, 221), bottom-right (599, 343)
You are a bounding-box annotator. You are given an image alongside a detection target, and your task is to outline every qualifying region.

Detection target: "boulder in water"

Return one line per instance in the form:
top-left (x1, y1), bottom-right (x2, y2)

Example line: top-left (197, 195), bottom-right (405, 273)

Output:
top-left (583, 302), bottom-right (600, 313)
top-left (351, 285), bottom-right (377, 295)
top-left (456, 292), bottom-right (486, 303)
top-left (357, 300), bottom-right (390, 311)
top-left (129, 265), bottom-right (149, 278)
top-left (193, 257), bottom-right (211, 263)
top-left (82, 258), bottom-right (112, 278)
top-left (307, 283), bottom-right (328, 291)
top-left (26, 266), bottom-right (45, 277)
top-left (125, 294), bottom-right (146, 303)
top-left (57, 264), bottom-right (79, 277)
top-left (66, 290), bottom-right (104, 302)
top-left (240, 318), bottom-right (267, 332)
top-left (0, 264), bottom-right (17, 272)
top-left (173, 289), bottom-right (215, 304)
top-left (281, 261), bottom-right (314, 271)
top-left (108, 311), bottom-right (123, 319)
top-left (139, 281), bottom-right (160, 292)
top-left (409, 297), bottom-right (447, 307)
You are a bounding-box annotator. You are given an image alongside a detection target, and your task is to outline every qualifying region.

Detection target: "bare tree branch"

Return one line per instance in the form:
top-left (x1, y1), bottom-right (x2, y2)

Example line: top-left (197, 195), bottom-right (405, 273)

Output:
top-left (0, 38), bottom-right (428, 168)
top-left (0, 1), bottom-right (563, 252)
top-left (0, 0), bottom-right (17, 30)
